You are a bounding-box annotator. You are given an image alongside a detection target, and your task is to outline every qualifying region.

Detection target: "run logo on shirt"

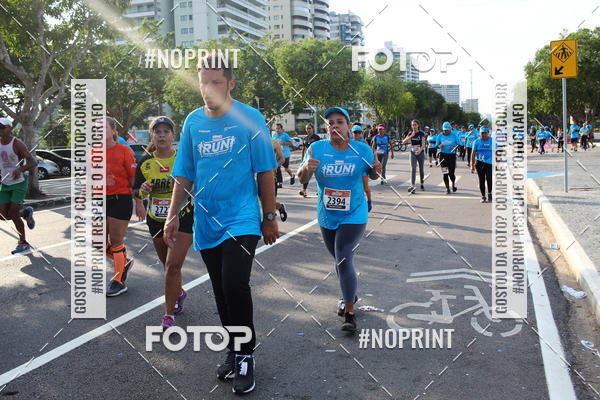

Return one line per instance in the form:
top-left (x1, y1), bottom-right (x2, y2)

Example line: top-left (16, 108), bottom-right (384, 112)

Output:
top-left (197, 135), bottom-right (236, 157)
top-left (323, 160), bottom-right (356, 177)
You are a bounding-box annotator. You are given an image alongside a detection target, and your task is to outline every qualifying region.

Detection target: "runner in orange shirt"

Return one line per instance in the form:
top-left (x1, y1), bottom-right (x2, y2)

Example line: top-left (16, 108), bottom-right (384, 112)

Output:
top-left (105, 117), bottom-right (137, 296)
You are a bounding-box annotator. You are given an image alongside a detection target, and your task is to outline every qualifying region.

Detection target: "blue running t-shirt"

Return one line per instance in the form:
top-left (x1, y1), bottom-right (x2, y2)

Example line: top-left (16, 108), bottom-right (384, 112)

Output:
top-left (173, 100), bottom-right (277, 250)
top-left (436, 131), bottom-right (462, 154)
top-left (472, 137), bottom-right (493, 164)
top-left (301, 140), bottom-right (373, 230)
top-left (272, 131), bottom-right (292, 159)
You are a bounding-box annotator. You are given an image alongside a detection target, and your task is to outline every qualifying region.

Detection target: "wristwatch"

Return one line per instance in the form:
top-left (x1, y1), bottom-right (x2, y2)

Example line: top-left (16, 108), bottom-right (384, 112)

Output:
top-left (263, 212), bottom-right (277, 221)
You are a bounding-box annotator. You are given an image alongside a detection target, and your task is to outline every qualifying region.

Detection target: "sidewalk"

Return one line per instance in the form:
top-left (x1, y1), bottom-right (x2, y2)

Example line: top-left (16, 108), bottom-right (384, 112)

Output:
top-left (527, 147), bottom-right (600, 324)
top-left (24, 195), bottom-right (70, 209)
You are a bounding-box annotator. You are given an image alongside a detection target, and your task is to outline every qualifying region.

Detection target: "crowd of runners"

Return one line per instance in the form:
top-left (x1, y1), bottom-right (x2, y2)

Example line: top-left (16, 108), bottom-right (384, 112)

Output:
top-left (0, 54), bottom-right (597, 395)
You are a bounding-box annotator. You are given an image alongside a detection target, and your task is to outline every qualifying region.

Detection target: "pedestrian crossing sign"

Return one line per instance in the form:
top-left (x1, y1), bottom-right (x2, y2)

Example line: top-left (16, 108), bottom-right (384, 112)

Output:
top-left (550, 39), bottom-right (577, 79)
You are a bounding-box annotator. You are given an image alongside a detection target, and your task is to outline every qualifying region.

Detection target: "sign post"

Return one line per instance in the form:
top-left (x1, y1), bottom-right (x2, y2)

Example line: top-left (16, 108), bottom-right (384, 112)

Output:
top-left (550, 39), bottom-right (577, 193)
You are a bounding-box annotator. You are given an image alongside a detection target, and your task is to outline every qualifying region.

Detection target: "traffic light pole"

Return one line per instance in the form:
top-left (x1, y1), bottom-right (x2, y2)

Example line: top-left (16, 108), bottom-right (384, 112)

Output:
top-left (563, 77), bottom-right (568, 193)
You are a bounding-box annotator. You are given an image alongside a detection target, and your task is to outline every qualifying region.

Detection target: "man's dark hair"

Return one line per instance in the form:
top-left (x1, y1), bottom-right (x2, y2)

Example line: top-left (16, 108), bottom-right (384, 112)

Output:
top-left (276, 123), bottom-right (283, 129)
top-left (198, 52), bottom-right (233, 81)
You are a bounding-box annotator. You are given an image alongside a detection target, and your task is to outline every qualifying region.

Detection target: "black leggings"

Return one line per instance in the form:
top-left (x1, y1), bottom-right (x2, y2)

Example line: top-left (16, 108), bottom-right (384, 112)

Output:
top-left (539, 139), bottom-right (546, 153)
top-left (475, 161), bottom-right (493, 196)
top-left (466, 147), bottom-right (472, 165)
top-left (320, 224), bottom-right (366, 303)
top-left (439, 153), bottom-right (457, 189)
top-left (201, 235), bottom-right (259, 354)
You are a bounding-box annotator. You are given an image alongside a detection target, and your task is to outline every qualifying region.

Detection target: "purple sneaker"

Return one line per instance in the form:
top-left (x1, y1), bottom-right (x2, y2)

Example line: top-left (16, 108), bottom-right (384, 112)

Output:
top-left (174, 289), bottom-right (187, 315)
top-left (161, 315), bottom-right (175, 331)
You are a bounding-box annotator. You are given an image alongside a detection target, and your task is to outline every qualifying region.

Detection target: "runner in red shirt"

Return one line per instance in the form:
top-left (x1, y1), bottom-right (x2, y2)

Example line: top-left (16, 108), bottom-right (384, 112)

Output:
top-left (105, 117), bottom-right (137, 296)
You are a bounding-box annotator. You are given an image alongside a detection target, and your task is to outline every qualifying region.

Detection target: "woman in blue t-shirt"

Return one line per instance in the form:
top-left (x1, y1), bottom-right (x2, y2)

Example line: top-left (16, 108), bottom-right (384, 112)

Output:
top-left (297, 107), bottom-right (382, 332)
top-left (371, 124), bottom-right (394, 184)
top-left (402, 119), bottom-right (427, 193)
top-left (470, 126), bottom-right (493, 203)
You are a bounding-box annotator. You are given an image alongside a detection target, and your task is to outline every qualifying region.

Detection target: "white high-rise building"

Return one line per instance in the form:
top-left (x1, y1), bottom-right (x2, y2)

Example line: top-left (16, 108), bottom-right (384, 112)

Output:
top-left (123, 0), bottom-right (175, 36)
top-left (267, 0), bottom-right (330, 41)
top-left (431, 83), bottom-right (460, 104)
top-left (461, 99), bottom-right (479, 112)
top-left (123, 1), bottom-right (269, 47)
top-left (329, 11), bottom-right (364, 46)
top-left (383, 41), bottom-right (419, 82)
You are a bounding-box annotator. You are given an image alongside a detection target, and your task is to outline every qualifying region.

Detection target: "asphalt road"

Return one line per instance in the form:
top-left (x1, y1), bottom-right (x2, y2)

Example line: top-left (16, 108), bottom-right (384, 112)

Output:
top-left (0, 150), bottom-right (594, 399)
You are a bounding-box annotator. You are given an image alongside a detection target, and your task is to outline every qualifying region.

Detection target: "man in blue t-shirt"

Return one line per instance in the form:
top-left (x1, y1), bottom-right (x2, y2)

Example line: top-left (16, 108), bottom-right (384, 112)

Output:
top-left (371, 124), bottom-right (394, 184)
top-left (470, 126), bottom-right (493, 202)
top-left (166, 55), bottom-right (277, 394)
top-left (272, 123), bottom-right (294, 187)
top-left (569, 122), bottom-right (580, 151)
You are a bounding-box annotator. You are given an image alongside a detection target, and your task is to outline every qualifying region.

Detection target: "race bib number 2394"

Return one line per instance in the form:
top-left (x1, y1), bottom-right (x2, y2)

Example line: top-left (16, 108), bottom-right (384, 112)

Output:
top-left (324, 187), bottom-right (351, 211)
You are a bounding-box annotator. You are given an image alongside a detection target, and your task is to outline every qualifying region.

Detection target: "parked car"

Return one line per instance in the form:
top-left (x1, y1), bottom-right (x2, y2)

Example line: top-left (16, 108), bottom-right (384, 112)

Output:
top-left (290, 137), bottom-right (302, 151)
top-left (36, 158), bottom-right (60, 180)
top-left (51, 148), bottom-right (72, 159)
top-left (36, 149), bottom-right (71, 176)
top-left (130, 144), bottom-right (149, 164)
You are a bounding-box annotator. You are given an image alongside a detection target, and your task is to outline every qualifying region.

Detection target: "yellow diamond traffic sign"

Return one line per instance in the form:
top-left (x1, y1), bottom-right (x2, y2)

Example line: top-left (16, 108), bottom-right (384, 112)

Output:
top-left (550, 39), bottom-right (577, 79)
top-left (366, 112), bottom-right (372, 119)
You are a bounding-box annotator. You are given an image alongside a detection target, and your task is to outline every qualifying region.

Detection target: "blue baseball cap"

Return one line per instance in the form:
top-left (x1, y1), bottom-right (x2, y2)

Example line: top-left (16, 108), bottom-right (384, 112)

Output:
top-left (430, 128), bottom-right (436, 132)
top-left (468, 124), bottom-right (474, 129)
top-left (150, 116), bottom-right (175, 131)
top-left (544, 126), bottom-right (549, 129)
top-left (481, 126), bottom-right (490, 133)
top-left (323, 107), bottom-right (350, 123)
top-left (351, 125), bottom-right (362, 132)
top-left (442, 121), bottom-right (451, 131)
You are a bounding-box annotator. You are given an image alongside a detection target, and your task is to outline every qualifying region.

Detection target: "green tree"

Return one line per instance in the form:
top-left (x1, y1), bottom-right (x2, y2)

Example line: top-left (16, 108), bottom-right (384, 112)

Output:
top-left (274, 38), bottom-right (363, 111)
top-left (358, 60), bottom-right (415, 132)
top-left (72, 20), bottom-right (172, 138)
top-left (405, 81), bottom-right (445, 122)
top-left (525, 27), bottom-right (600, 124)
top-left (0, 0), bottom-right (128, 196)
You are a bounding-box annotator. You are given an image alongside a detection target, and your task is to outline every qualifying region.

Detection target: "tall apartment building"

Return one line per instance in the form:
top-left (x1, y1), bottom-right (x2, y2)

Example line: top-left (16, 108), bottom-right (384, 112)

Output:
top-left (383, 41), bottom-right (419, 82)
top-left (431, 83), bottom-right (460, 104)
top-left (123, 0), bottom-right (175, 36)
top-left (124, 0), bottom-right (269, 47)
top-left (267, 0), bottom-right (330, 41)
top-left (329, 11), bottom-right (364, 46)
top-left (461, 98), bottom-right (479, 113)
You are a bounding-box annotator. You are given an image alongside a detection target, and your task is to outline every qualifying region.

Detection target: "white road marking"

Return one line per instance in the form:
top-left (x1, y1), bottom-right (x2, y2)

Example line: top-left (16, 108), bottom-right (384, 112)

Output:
top-left (0, 217), bottom-right (319, 386)
top-left (525, 228), bottom-right (577, 400)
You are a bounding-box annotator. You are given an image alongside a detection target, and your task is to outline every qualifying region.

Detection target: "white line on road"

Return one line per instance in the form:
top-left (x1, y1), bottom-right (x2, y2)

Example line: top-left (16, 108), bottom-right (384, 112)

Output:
top-left (525, 227), bottom-right (577, 400)
top-left (0, 217), bottom-right (319, 386)
top-left (437, 175), bottom-right (462, 186)
top-left (0, 221), bottom-right (146, 263)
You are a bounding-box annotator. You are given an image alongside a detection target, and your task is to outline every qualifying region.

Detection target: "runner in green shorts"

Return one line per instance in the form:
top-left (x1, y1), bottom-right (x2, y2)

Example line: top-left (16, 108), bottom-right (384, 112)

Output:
top-left (0, 118), bottom-right (38, 254)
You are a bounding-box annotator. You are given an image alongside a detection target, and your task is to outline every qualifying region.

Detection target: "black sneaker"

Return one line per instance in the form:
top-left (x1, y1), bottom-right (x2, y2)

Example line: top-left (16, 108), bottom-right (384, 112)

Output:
top-left (337, 296), bottom-right (359, 317)
top-left (410, 186), bottom-right (416, 194)
top-left (420, 184), bottom-right (425, 191)
top-left (232, 354), bottom-right (255, 394)
top-left (452, 184), bottom-right (457, 192)
top-left (106, 279), bottom-right (127, 297)
top-left (277, 182), bottom-right (283, 189)
top-left (217, 350), bottom-right (235, 380)
top-left (279, 203), bottom-right (288, 222)
top-left (290, 174), bottom-right (295, 185)
top-left (446, 189), bottom-right (451, 195)
top-left (341, 312), bottom-right (357, 332)
top-left (121, 258), bottom-right (134, 283)
top-left (487, 193), bottom-right (492, 202)
top-left (481, 196), bottom-right (487, 203)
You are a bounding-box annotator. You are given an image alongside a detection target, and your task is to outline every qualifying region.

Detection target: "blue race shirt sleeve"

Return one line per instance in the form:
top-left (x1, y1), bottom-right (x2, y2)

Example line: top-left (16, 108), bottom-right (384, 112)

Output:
top-left (172, 113), bottom-right (195, 182)
top-left (249, 111), bottom-right (278, 174)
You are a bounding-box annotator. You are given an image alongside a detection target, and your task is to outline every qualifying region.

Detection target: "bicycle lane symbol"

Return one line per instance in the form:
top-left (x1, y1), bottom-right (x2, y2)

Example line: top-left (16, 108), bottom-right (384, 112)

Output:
top-left (386, 268), bottom-right (523, 337)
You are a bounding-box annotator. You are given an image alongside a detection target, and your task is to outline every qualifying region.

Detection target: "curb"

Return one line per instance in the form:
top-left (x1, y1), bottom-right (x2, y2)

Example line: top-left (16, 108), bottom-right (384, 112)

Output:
top-left (527, 178), bottom-right (600, 325)
top-left (24, 195), bottom-right (71, 210)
